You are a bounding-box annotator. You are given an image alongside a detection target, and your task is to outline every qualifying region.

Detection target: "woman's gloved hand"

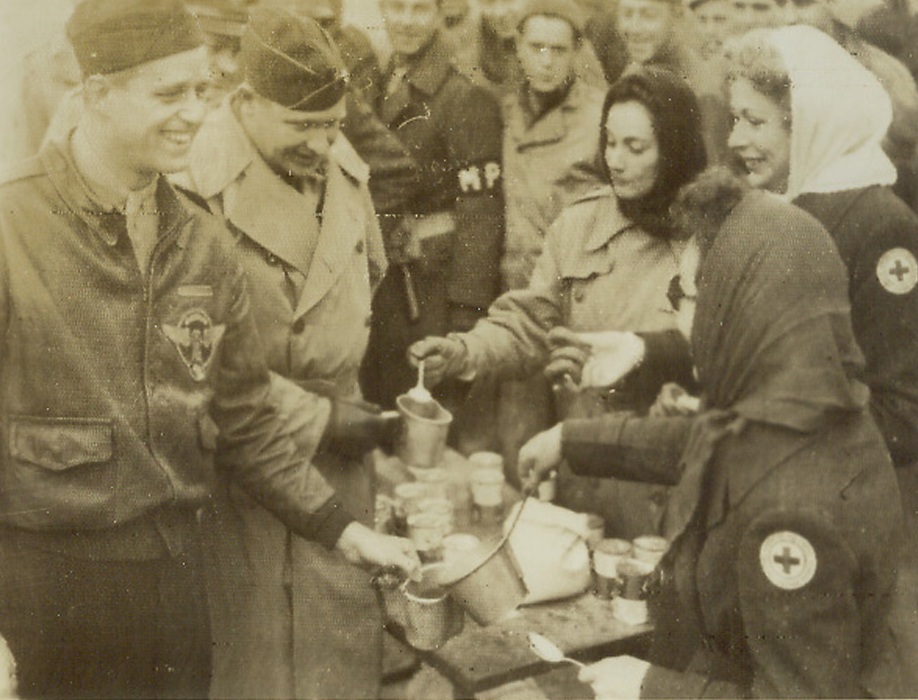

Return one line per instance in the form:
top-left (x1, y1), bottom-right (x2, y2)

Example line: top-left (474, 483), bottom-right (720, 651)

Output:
top-left (408, 336), bottom-right (471, 387)
top-left (322, 397), bottom-right (399, 459)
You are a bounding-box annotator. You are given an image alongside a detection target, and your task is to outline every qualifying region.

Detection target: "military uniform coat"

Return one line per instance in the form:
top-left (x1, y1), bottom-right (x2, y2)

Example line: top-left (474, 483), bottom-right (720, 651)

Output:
top-left (181, 103), bottom-right (387, 700)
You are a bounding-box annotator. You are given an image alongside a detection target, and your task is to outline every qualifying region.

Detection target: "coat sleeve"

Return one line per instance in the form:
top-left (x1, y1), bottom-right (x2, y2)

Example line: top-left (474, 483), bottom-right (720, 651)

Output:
top-left (562, 414), bottom-right (692, 485)
top-left (442, 82), bottom-right (505, 322)
top-left (642, 508), bottom-right (867, 698)
top-left (847, 199), bottom-right (918, 468)
top-left (211, 267), bottom-right (353, 549)
top-left (461, 226), bottom-right (566, 380)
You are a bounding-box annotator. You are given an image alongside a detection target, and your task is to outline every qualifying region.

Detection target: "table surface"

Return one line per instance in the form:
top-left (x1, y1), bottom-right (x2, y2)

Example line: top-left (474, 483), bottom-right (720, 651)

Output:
top-left (374, 449), bottom-right (653, 696)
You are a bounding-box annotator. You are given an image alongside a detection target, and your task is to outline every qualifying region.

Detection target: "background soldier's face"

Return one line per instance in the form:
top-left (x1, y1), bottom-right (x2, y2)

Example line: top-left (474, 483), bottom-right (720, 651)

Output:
top-left (617, 0), bottom-right (678, 64)
top-left (87, 47), bottom-right (211, 178)
top-left (237, 92), bottom-right (346, 182)
top-left (691, 0), bottom-right (733, 56)
top-left (380, 0), bottom-right (441, 56)
top-left (516, 16), bottom-right (579, 94)
top-left (479, 0), bottom-right (524, 39)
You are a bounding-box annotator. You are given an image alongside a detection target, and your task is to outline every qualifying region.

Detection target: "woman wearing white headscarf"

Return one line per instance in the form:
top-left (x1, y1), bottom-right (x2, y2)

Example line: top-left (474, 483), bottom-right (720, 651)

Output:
top-left (725, 23), bottom-right (918, 508)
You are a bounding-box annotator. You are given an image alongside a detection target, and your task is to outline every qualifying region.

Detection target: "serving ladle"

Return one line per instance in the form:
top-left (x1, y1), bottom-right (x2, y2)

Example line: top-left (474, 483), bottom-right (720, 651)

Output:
top-left (527, 632), bottom-right (585, 669)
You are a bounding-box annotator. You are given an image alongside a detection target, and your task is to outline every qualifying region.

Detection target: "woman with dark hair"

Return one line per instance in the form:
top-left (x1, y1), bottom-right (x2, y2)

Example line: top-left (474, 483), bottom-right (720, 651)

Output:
top-left (410, 67), bottom-right (707, 538)
top-left (519, 168), bottom-right (910, 698)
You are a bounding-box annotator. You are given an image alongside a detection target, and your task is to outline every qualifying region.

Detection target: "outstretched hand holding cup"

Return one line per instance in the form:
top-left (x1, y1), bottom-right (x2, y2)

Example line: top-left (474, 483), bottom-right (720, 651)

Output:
top-left (545, 328), bottom-right (645, 390)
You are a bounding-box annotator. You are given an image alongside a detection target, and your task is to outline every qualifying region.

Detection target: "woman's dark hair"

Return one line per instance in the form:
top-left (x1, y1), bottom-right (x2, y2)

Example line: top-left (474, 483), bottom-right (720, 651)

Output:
top-left (600, 67), bottom-right (708, 238)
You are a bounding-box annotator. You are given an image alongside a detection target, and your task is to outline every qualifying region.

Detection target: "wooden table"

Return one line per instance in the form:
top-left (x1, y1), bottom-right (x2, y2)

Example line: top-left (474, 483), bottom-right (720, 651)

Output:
top-left (374, 449), bottom-right (653, 698)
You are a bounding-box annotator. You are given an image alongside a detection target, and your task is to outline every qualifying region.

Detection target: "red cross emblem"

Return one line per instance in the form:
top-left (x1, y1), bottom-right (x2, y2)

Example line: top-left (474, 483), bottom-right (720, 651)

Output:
top-left (759, 531), bottom-right (817, 590)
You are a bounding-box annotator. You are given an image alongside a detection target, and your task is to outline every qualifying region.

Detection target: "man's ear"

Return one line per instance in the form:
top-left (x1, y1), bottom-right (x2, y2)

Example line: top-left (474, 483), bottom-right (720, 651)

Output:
top-left (82, 74), bottom-right (111, 112)
top-left (233, 83), bottom-right (258, 118)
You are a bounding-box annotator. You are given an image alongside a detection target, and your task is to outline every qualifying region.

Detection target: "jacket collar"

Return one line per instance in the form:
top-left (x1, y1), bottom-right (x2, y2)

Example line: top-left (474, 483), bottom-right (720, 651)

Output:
top-left (381, 31), bottom-right (455, 124)
top-left (405, 32), bottom-right (456, 97)
top-left (507, 78), bottom-right (589, 148)
top-left (41, 130), bottom-right (192, 248)
top-left (578, 188), bottom-right (636, 252)
top-left (185, 102), bottom-right (365, 317)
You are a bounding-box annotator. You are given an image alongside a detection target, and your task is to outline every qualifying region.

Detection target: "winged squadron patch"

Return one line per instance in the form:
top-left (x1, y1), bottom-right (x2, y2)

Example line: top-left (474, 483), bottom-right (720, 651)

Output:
top-left (162, 310), bottom-right (226, 381)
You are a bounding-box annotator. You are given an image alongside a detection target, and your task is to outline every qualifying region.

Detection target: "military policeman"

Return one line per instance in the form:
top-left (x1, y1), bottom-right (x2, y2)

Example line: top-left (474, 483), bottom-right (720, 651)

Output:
top-left (0, 2), bottom-right (419, 698)
top-left (361, 0), bottom-right (506, 450)
top-left (179, 8), bottom-right (398, 698)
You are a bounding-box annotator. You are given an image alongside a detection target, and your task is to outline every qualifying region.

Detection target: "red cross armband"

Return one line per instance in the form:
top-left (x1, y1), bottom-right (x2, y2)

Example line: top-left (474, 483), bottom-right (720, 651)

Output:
top-left (875, 247), bottom-right (918, 296)
top-left (736, 507), bottom-right (858, 603)
top-left (456, 160), bottom-right (502, 196)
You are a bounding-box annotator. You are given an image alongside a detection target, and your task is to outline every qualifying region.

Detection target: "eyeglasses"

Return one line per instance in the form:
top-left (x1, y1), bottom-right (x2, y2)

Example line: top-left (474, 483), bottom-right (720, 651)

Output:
top-left (667, 274), bottom-right (696, 311)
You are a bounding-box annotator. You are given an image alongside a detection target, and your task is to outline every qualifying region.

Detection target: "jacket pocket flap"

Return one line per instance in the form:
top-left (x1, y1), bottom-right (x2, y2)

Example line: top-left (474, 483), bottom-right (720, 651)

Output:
top-left (10, 417), bottom-right (114, 471)
top-left (562, 253), bottom-right (615, 281)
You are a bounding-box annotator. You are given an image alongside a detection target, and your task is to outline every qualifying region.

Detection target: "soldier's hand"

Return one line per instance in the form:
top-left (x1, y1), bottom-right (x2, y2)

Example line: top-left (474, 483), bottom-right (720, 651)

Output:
top-left (517, 423), bottom-right (563, 492)
top-left (336, 522), bottom-right (422, 580)
top-left (578, 655), bottom-right (650, 700)
top-left (545, 326), bottom-right (592, 386)
top-left (408, 336), bottom-right (470, 387)
top-left (323, 398), bottom-right (398, 459)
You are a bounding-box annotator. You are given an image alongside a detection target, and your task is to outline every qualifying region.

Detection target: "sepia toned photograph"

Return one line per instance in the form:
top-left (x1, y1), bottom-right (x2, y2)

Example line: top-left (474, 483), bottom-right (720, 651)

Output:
top-left (0, 0), bottom-right (917, 698)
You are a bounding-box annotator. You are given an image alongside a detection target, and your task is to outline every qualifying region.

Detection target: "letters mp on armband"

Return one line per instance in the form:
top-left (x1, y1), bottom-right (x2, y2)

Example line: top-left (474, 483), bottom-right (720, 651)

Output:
top-left (457, 161), bottom-right (502, 195)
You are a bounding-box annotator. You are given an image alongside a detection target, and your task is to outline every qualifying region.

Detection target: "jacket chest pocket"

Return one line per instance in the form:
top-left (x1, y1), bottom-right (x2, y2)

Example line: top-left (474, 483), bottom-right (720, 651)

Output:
top-left (560, 252), bottom-right (615, 322)
top-left (4, 416), bottom-right (116, 528)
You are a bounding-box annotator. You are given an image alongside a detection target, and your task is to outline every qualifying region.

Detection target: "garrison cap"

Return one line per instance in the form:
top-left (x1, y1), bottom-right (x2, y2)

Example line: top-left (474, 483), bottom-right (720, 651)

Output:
top-left (67, 0), bottom-right (205, 76)
top-left (517, 0), bottom-right (586, 37)
top-left (239, 6), bottom-right (348, 111)
top-left (187, 0), bottom-right (250, 38)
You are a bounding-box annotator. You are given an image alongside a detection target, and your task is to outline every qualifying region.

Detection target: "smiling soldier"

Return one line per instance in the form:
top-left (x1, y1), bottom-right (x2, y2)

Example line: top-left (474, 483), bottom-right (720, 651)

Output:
top-left (0, 2), bottom-right (419, 698)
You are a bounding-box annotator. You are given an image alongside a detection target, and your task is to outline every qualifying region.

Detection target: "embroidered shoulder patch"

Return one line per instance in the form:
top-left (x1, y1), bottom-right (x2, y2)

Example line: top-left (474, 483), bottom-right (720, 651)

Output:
top-left (162, 309), bottom-right (226, 381)
top-left (877, 248), bottom-right (918, 295)
top-left (759, 531), bottom-right (817, 590)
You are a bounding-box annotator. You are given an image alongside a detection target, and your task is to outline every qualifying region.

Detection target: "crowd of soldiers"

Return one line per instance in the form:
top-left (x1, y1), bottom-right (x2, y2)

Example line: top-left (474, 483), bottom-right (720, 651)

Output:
top-left (2, 0), bottom-right (918, 698)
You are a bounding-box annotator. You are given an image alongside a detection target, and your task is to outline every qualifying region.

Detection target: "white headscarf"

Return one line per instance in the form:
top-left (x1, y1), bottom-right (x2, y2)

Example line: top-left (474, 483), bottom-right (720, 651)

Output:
top-left (768, 25), bottom-right (897, 200)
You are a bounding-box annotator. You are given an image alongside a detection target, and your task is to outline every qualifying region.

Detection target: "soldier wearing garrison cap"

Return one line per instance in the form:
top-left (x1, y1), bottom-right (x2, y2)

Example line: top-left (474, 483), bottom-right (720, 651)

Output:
top-left (178, 7), bottom-right (398, 698)
top-left (0, 1), bottom-right (419, 697)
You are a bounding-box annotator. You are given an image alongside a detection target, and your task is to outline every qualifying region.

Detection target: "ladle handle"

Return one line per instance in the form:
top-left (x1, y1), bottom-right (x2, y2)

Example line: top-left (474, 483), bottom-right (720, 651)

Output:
top-left (563, 657), bottom-right (586, 669)
top-left (502, 483), bottom-right (538, 541)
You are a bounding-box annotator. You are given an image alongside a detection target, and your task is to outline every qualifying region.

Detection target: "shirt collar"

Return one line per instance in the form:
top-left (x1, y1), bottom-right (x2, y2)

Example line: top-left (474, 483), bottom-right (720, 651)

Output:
top-left (70, 127), bottom-right (157, 213)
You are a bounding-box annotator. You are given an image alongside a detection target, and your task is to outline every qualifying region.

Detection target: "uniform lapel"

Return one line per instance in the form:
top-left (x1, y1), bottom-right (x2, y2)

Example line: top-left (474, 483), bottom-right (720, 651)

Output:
top-left (293, 159), bottom-right (362, 318)
top-left (222, 155), bottom-right (320, 277)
